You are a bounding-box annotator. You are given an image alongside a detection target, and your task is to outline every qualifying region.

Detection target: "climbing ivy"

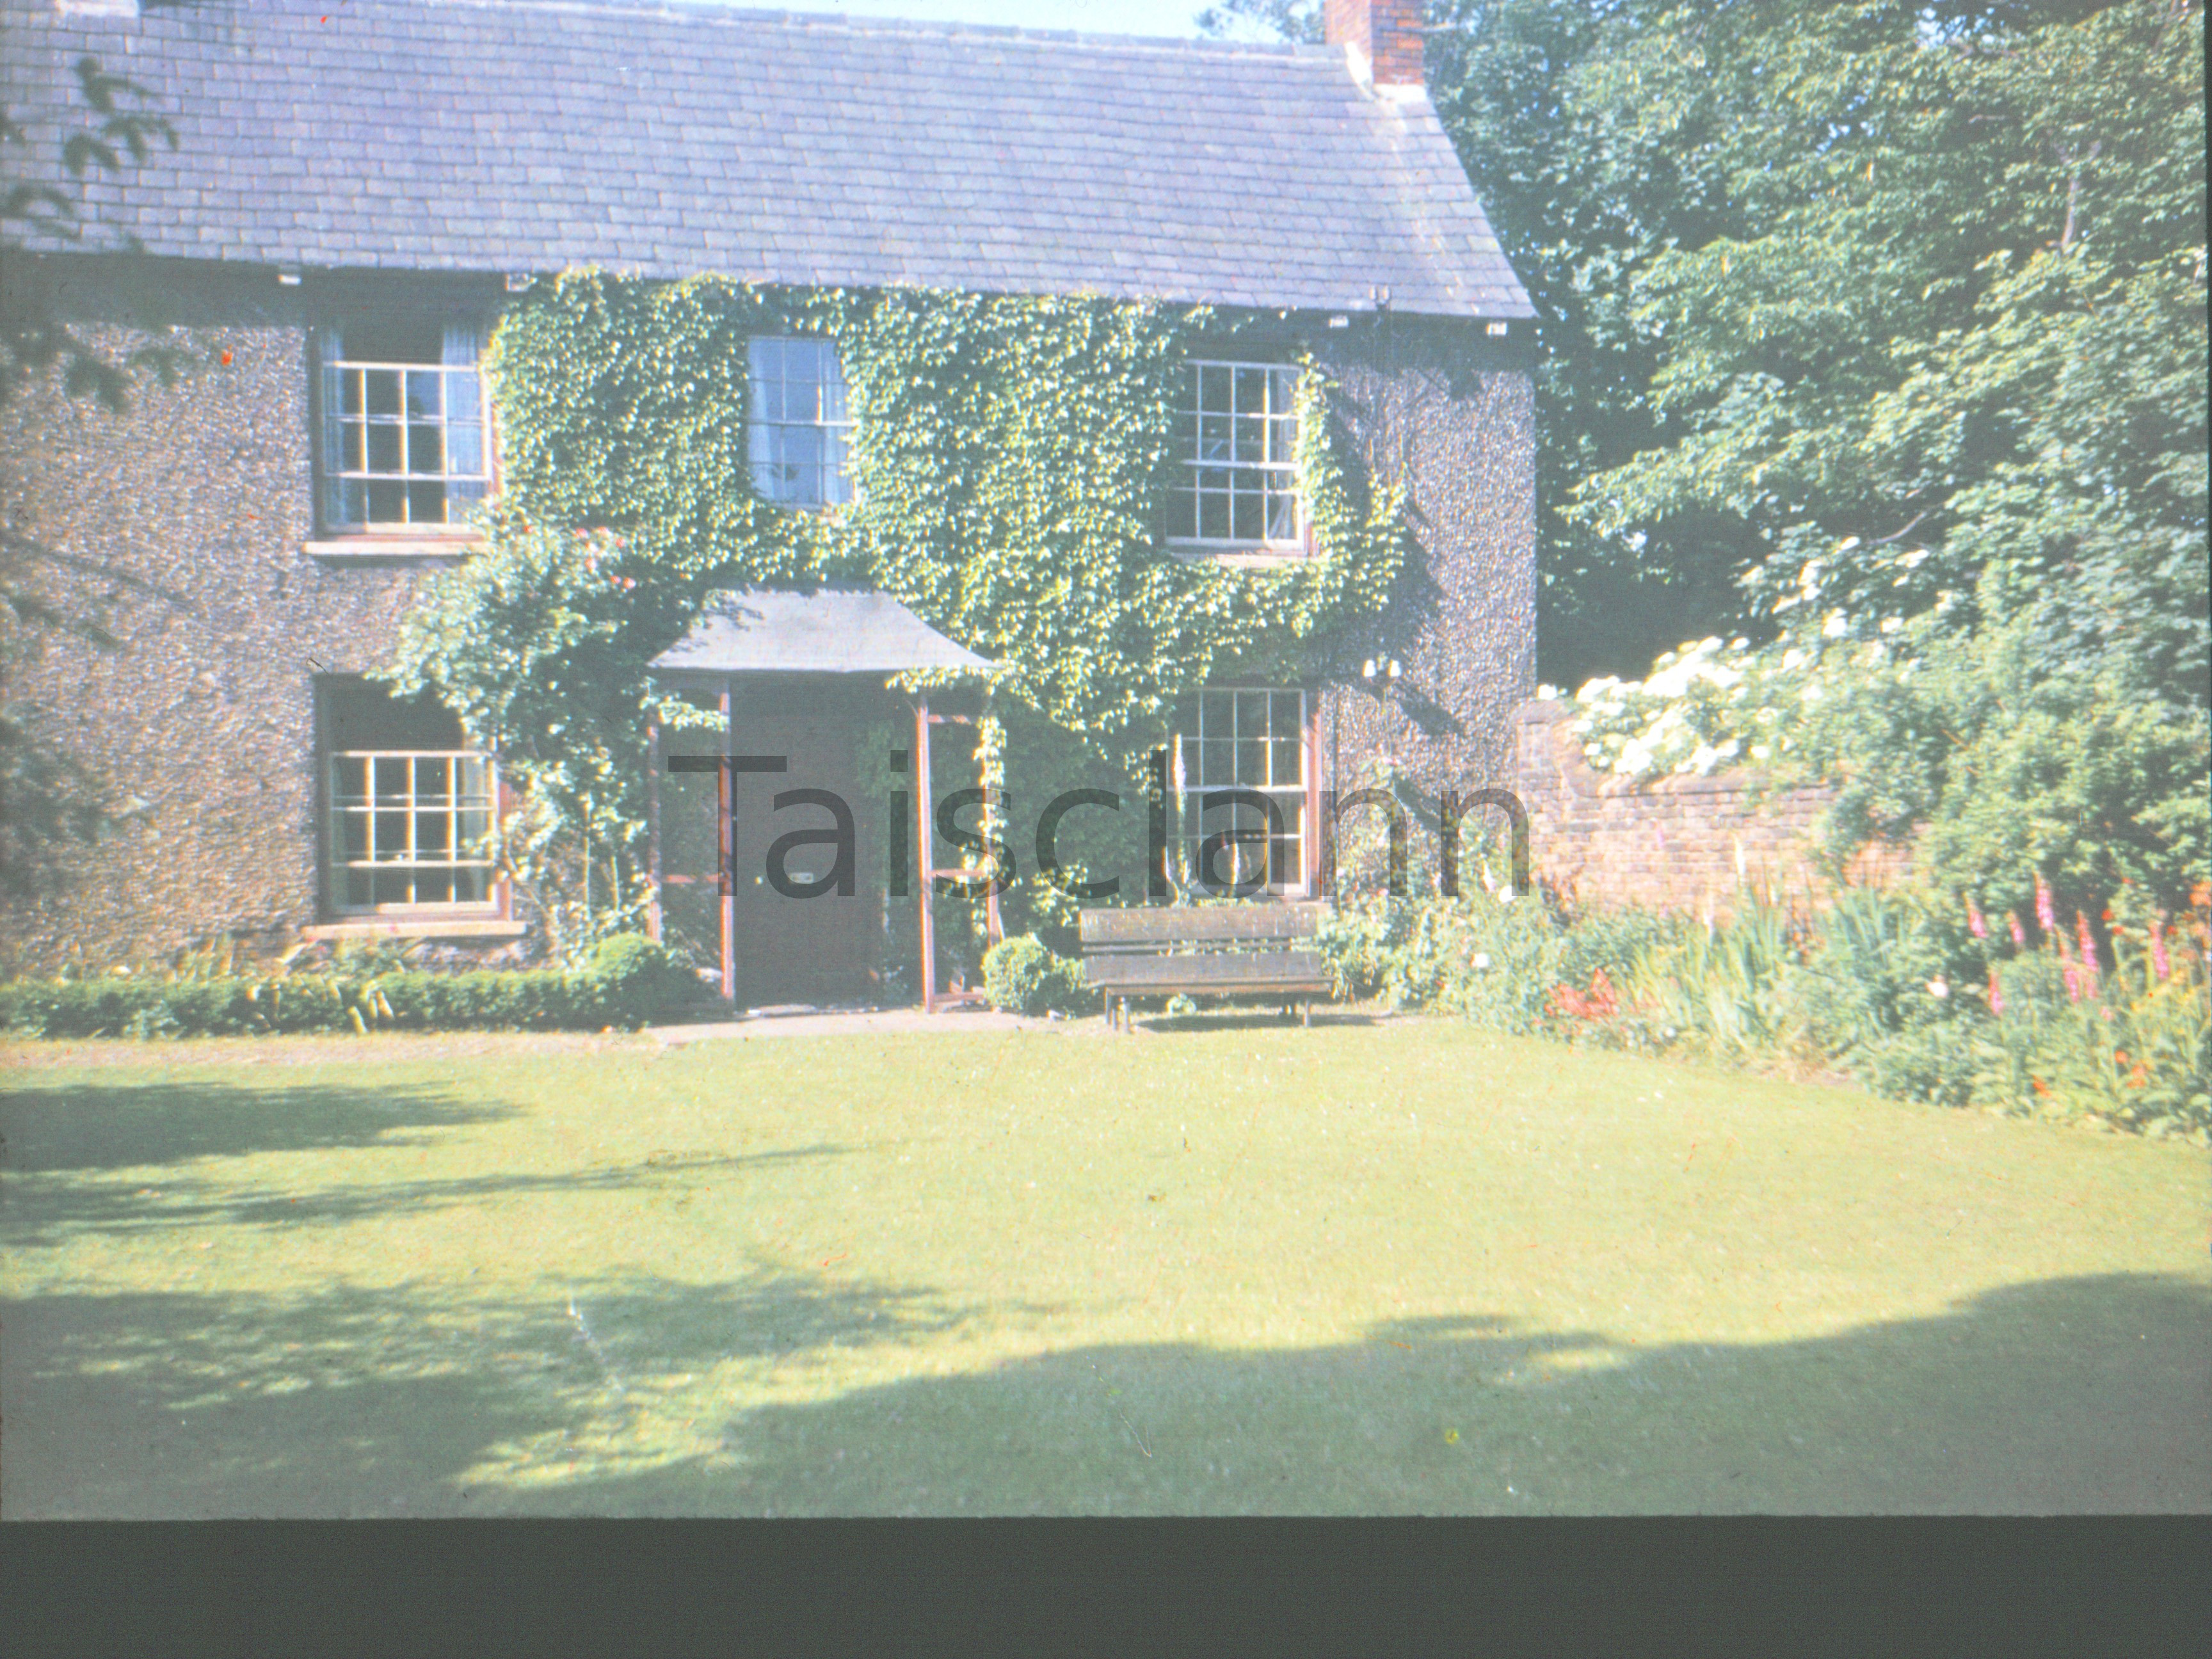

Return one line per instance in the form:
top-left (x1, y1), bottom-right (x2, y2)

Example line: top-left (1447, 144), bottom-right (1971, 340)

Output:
top-left (386, 270), bottom-right (1409, 954)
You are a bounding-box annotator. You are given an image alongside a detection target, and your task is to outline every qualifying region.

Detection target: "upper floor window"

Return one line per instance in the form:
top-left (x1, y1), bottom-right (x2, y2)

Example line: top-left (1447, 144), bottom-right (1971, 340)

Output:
top-left (1168, 362), bottom-right (1301, 549)
top-left (748, 337), bottom-right (853, 507)
top-left (318, 319), bottom-right (490, 531)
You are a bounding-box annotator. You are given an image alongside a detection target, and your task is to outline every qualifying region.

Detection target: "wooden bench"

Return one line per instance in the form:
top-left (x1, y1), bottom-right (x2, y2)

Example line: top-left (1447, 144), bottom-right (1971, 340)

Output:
top-left (1078, 904), bottom-right (1334, 1030)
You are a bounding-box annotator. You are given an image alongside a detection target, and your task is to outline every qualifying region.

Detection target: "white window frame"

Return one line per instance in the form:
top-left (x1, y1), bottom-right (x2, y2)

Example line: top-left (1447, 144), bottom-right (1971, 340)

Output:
top-left (319, 345), bottom-right (492, 533)
top-left (328, 749), bottom-right (500, 913)
top-left (747, 336), bottom-right (855, 508)
top-left (1173, 687), bottom-right (1311, 897)
top-left (1167, 360), bottom-right (1304, 552)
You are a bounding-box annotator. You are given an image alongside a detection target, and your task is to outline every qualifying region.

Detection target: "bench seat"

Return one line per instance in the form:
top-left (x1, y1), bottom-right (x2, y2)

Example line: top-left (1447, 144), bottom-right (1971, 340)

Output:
top-left (1078, 904), bottom-right (1334, 1028)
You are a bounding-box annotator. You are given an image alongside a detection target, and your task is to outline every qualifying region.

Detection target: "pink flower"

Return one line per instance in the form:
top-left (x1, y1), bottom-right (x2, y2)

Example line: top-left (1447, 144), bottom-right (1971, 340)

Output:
top-left (1966, 897), bottom-right (1987, 940)
top-left (2034, 872), bottom-right (2056, 934)
top-left (2076, 912), bottom-right (2100, 984)
top-left (2063, 965), bottom-right (2081, 1003)
top-left (2151, 918), bottom-right (2170, 981)
top-left (2008, 913), bottom-right (2028, 949)
top-left (1987, 977), bottom-right (2004, 1016)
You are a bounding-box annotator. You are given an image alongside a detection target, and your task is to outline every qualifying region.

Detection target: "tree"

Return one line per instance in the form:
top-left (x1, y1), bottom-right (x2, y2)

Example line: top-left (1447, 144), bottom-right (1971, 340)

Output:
top-left (1546, 0), bottom-right (2208, 921)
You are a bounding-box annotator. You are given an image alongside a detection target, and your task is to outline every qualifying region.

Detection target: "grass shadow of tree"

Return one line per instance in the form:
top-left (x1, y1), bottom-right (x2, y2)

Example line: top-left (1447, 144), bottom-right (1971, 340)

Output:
top-left (0, 1265), bottom-right (1005, 1518)
top-left (550, 1272), bottom-right (2210, 1516)
top-left (0, 1144), bottom-right (853, 1249)
top-left (4, 1272), bottom-right (2204, 1517)
top-left (0, 1080), bottom-right (512, 1173)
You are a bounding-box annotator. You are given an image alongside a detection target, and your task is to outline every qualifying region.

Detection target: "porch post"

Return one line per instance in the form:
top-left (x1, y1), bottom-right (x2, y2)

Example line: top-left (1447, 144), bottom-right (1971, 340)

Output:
top-left (719, 678), bottom-right (736, 1006)
top-left (1303, 688), bottom-right (1322, 901)
top-left (646, 716), bottom-right (664, 943)
top-left (913, 691), bottom-right (936, 1014)
top-left (981, 689), bottom-right (1004, 947)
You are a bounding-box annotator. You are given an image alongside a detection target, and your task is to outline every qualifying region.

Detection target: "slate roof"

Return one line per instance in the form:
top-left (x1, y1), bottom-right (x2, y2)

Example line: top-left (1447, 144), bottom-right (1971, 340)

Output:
top-left (652, 588), bottom-right (996, 676)
top-left (3, 0), bottom-right (1532, 317)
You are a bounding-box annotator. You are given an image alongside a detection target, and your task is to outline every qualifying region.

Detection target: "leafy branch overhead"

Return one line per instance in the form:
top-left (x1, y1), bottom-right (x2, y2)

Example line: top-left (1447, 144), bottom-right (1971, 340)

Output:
top-left (3, 55), bottom-right (182, 409)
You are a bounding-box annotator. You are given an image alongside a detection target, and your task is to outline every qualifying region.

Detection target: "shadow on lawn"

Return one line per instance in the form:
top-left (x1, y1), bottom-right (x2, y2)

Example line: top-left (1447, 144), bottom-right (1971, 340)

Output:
top-left (1134, 1010), bottom-right (1389, 1034)
top-left (0, 1146), bottom-right (851, 1249)
top-left (0, 1080), bottom-right (511, 1173)
top-left (0, 1267), bottom-right (988, 1518)
top-left (4, 1271), bottom-right (2205, 1517)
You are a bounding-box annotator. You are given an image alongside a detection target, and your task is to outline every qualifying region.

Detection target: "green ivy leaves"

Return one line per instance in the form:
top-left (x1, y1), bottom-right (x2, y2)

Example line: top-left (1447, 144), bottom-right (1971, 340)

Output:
top-left (389, 270), bottom-right (1409, 945)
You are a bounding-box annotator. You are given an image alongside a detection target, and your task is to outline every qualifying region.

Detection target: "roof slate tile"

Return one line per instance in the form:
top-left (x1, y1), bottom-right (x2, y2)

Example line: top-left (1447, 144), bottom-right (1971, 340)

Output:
top-left (6, 0), bottom-right (1531, 317)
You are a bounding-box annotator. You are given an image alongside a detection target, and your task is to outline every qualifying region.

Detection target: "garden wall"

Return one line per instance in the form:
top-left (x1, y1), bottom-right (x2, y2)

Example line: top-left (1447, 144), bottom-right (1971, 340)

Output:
top-left (1511, 700), bottom-right (1906, 915)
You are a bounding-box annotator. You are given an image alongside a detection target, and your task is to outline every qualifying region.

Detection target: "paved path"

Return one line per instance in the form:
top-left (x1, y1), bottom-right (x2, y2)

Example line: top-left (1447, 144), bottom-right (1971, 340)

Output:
top-left (650, 1004), bottom-right (1080, 1044)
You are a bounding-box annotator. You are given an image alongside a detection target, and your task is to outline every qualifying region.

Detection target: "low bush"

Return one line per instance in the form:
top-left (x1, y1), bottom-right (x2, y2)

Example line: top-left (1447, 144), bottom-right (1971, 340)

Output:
top-left (981, 934), bottom-right (1091, 1017)
top-left (0, 934), bottom-right (695, 1039)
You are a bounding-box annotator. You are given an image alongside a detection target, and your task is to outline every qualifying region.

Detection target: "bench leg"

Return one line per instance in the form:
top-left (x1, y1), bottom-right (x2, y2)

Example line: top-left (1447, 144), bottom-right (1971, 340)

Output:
top-left (1301, 1000), bottom-right (1311, 1029)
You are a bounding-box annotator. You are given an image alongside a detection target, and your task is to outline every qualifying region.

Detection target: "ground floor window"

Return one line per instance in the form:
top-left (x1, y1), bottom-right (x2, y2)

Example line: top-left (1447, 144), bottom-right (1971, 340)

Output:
top-left (1174, 687), bottom-right (1308, 895)
top-left (320, 681), bottom-right (497, 912)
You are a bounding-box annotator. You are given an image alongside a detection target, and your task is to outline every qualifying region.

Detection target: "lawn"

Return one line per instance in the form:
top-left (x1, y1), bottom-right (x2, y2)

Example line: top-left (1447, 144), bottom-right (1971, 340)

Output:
top-left (2, 1019), bottom-right (2206, 1516)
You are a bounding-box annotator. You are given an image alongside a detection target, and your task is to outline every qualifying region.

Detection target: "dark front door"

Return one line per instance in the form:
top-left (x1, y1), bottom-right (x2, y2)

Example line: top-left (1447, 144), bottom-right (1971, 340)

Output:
top-left (728, 711), bottom-right (875, 1007)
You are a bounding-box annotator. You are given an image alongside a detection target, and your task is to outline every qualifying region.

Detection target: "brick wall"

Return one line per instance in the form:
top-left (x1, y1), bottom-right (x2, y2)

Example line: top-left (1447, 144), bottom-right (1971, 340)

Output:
top-left (1512, 700), bottom-right (1907, 915)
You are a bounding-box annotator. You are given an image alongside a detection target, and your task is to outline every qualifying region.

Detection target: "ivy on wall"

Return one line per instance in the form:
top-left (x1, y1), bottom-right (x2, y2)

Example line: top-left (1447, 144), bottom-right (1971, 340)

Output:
top-left (387, 270), bottom-right (1410, 956)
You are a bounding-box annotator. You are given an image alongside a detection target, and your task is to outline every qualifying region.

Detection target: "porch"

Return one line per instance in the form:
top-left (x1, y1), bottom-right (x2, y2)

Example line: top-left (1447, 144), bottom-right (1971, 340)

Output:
top-left (645, 588), bottom-right (999, 1013)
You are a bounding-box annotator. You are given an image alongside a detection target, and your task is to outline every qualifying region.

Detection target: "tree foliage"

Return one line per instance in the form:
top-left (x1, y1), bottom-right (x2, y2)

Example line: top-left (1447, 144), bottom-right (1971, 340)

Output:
top-left (1418, 0), bottom-right (2204, 923)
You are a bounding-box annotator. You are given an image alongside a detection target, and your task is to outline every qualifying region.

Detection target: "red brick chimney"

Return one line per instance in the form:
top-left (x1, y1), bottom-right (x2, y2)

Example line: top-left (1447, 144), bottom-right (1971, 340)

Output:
top-left (1325, 0), bottom-right (1425, 89)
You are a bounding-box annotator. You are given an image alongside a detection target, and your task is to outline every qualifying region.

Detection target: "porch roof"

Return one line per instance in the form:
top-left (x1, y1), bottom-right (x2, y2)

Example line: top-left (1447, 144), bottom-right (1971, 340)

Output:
top-left (650, 588), bottom-right (993, 678)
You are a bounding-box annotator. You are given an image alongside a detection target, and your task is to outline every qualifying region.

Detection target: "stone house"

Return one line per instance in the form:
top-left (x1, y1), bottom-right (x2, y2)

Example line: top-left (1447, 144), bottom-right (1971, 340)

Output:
top-left (2, 0), bottom-right (1537, 1000)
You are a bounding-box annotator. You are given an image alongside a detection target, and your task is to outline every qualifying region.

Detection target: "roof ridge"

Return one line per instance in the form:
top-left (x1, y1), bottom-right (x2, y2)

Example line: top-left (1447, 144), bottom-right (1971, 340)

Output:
top-left (243, 0), bottom-right (1322, 57)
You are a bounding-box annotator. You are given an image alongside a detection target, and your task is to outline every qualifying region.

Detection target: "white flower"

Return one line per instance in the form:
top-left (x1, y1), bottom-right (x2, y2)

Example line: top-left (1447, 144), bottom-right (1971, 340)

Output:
top-left (1471, 953), bottom-right (1492, 970)
top-left (1880, 616), bottom-right (1902, 634)
top-left (1823, 613), bottom-right (1851, 639)
top-left (1927, 979), bottom-right (1950, 1000)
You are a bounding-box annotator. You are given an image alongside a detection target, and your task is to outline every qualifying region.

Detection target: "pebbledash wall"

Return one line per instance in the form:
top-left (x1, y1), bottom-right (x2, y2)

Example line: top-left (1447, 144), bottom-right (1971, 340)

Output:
top-left (1511, 700), bottom-right (1909, 915)
top-left (0, 259), bottom-right (1535, 974)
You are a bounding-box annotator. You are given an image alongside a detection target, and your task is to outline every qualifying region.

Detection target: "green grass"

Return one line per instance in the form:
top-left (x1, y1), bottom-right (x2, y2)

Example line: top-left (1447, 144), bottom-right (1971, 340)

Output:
top-left (3, 1022), bottom-right (2206, 1516)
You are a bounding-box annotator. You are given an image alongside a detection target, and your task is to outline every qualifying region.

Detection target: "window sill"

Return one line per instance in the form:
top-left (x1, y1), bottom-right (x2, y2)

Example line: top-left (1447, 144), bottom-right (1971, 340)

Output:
top-left (1167, 544), bottom-right (1313, 569)
top-left (302, 917), bottom-right (526, 942)
top-left (304, 536), bottom-right (483, 561)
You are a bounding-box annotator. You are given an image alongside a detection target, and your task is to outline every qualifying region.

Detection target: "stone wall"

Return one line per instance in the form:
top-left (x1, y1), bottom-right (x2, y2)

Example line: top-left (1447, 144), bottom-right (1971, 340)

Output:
top-left (0, 257), bottom-right (509, 974)
top-left (1311, 317), bottom-right (1537, 805)
top-left (1511, 700), bottom-right (1906, 915)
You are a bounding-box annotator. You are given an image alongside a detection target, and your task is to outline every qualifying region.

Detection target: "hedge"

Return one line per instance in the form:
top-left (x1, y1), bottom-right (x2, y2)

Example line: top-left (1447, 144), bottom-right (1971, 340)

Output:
top-left (0, 935), bottom-right (696, 1039)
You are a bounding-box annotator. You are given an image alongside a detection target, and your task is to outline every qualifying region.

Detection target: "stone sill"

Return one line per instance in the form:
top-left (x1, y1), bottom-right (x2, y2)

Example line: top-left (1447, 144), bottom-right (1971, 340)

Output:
top-left (301, 918), bottom-right (527, 942)
top-left (1166, 544), bottom-right (1314, 570)
top-left (303, 536), bottom-right (481, 561)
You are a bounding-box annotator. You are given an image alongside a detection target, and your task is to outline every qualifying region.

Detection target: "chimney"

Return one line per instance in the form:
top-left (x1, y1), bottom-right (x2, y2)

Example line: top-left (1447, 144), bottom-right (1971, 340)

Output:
top-left (1325, 0), bottom-right (1425, 90)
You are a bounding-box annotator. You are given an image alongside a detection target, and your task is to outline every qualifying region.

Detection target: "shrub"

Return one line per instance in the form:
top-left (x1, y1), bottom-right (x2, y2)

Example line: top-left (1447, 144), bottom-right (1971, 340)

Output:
top-left (1313, 884), bottom-right (2211, 1141)
top-left (0, 934), bottom-right (695, 1038)
top-left (981, 934), bottom-right (1091, 1017)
